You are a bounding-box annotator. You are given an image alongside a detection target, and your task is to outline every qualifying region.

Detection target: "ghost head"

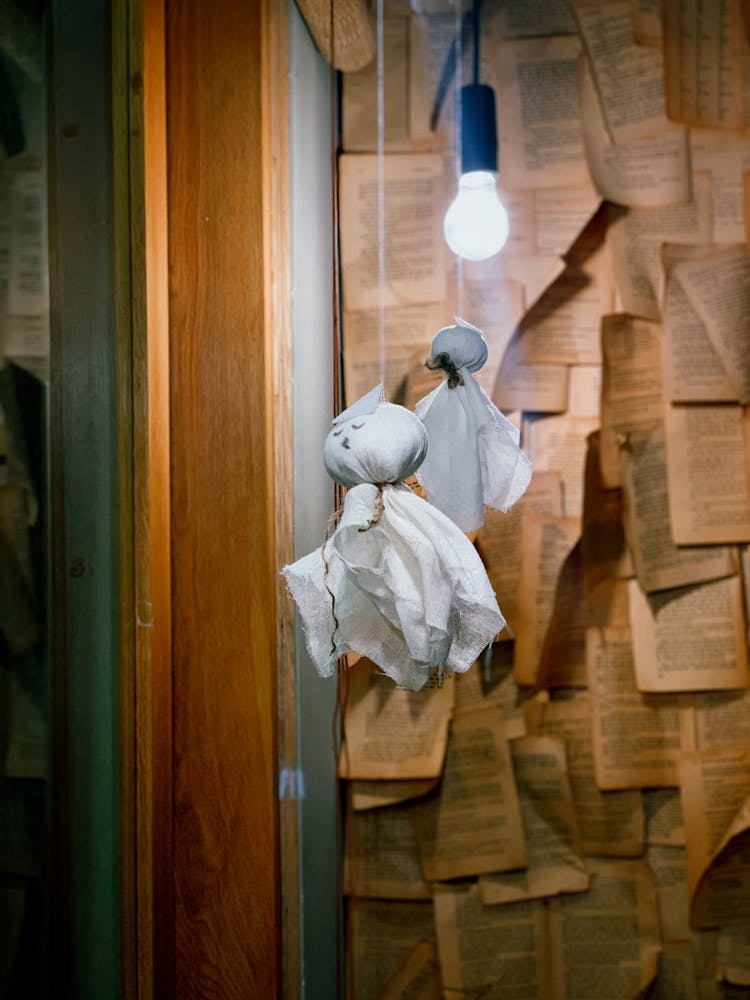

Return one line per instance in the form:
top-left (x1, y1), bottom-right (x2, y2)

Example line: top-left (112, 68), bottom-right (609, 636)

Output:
top-left (323, 400), bottom-right (428, 488)
top-left (429, 320), bottom-right (488, 375)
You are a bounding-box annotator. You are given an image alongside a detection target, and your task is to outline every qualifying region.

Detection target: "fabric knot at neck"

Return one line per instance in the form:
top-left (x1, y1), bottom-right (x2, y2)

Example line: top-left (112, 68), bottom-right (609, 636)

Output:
top-left (425, 351), bottom-right (464, 389)
top-left (357, 484), bottom-right (385, 531)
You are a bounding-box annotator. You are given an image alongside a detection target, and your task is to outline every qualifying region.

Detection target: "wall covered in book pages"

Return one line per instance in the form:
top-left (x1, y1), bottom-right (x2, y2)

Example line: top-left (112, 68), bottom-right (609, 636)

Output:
top-left (335, 1), bottom-right (750, 996)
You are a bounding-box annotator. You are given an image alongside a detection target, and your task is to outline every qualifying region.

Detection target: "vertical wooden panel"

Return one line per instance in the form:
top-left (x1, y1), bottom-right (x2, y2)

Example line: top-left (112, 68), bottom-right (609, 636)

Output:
top-left (129, 0), bottom-right (173, 997)
top-left (262, 2), bottom-right (300, 998)
top-left (166, 0), bottom-right (281, 995)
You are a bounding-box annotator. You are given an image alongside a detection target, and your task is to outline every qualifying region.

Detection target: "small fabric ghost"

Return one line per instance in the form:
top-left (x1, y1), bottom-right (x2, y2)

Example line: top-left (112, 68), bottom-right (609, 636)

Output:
top-left (415, 319), bottom-right (532, 532)
top-left (283, 387), bottom-right (505, 691)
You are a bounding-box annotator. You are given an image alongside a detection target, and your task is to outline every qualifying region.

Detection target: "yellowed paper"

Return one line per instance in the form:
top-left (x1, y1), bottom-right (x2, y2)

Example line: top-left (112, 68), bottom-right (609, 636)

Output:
top-left (608, 172), bottom-right (713, 321)
top-left (454, 643), bottom-right (529, 738)
top-left (580, 56), bottom-right (690, 209)
top-left (411, 706), bottom-right (526, 880)
top-left (515, 241), bottom-right (612, 366)
top-left (493, 35), bottom-right (589, 191)
top-left (691, 131), bottom-right (750, 243)
top-left (344, 799), bottom-right (431, 900)
top-left (451, 276), bottom-right (525, 396)
top-left (679, 748), bottom-right (750, 928)
top-left (523, 414), bottom-right (600, 518)
top-left (513, 513), bottom-right (580, 686)
top-left (493, 336), bottom-right (569, 414)
top-left (533, 185), bottom-right (602, 257)
top-left (409, 13), bottom-right (454, 148)
top-left (339, 659), bottom-right (454, 780)
top-left (547, 858), bottom-right (661, 1000)
top-left (674, 245), bottom-right (750, 404)
top-left (629, 576), bottom-right (749, 693)
top-left (717, 925), bottom-right (750, 987)
top-left (567, 364), bottom-right (602, 417)
top-left (587, 626), bottom-right (682, 789)
top-left (663, 0), bottom-right (750, 129)
top-left (582, 432), bottom-right (634, 595)
top-left (339, 153), bottom-right (446, 312)
top-left (400, 343), bottom-right (447, 411)
top-left (629, 0), bottom-right (664, 45)
top-left (487, 0), bottom-right (578, 38)
top-left (526, 693), bottom-right (645, 857)
top-left (693, 928), bottom-right (721, 988)
top-left (644, 787), bottom-right (685, 845)
top-left (379, 939), bottom-right (442, 1000)
top-left (347, 899), bottom-right (436, 1000)
top-left (7, 171), bottom-right (49, 319)
top-left (537, 541), bottom-right (589, 689)
top-left (342, 17), bottom-right (410, 152)
top-left (479, 735), bottom-right (589, 905)
top-left (491, 187), bottom-right (538, 257)
top-left (661, 243), bottom-right (738, 403)
top-left (463, 251), bottom-right (567, 314)
top-left (599, 313), bottom-right (663, 489)
top-left (343, 302), bottom-right (448, 404)
top-left (409, 10), bottom-right (493, 149)
top-left (620, 427), bottom-right (737, 593)
top-left (648, 942), bottom-right (699, 1000)
top-left (3, 169), bottom-right (49, 365)
top-left (588, 577), bottom-right (634, 630)
top-left (1, 316), bottom-right (49, 369)
top-left (573, 0), bottom-right (672, 142)
top-left (350, 778), bottom-right (439, 812)
top-left (647, 841), bottom-right (693, 940)
top-left (434, 884), bottom-right (548, 997)
top-left (689, 688), bottom-right (750, 751)
top-left (664, 403), bottom-right (750, 545)
top-left (474, 471), bottom-right (564, 641)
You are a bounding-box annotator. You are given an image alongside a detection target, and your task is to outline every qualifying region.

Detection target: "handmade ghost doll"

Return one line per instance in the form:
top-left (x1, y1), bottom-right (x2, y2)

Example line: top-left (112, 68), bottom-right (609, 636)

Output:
top-left (283, 386), bottom-right (505, 691)
top-left (415, 319), bottom-right (532, 532)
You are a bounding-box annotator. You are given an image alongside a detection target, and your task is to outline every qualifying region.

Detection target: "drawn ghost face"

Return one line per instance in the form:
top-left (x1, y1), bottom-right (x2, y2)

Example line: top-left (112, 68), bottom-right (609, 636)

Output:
top-left (323, 402), bottom-right (428, 488)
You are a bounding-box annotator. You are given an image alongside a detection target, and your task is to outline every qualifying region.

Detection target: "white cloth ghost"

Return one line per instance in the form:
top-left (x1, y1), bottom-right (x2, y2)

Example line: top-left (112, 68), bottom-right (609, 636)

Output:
top-left (283, 392), bottom-right (505, 691)
top-left (415, 319), bottom-right (532, 532)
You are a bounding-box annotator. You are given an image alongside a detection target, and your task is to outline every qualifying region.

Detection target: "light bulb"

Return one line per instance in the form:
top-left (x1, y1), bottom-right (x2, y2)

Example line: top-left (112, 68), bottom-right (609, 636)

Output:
top-left (443, 170), bottom-right (509, 262)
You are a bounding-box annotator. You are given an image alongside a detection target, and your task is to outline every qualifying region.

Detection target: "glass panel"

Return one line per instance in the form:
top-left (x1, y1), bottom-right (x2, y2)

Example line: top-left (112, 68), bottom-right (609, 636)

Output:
top-left (0, 2), bottom-right (50, 996)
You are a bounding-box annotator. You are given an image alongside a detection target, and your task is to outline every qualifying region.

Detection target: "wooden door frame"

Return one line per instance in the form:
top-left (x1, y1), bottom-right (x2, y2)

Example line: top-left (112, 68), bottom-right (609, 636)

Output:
top-left (125, 0), bottom-right (173, 996)
top-left (124, 1), bottom-right (295, 996)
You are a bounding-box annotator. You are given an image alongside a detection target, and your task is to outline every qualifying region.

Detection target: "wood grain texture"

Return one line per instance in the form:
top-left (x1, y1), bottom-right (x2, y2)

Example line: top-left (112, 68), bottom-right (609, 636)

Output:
top-left (166, 0), bottom-right (281, 995)
top-left (130, 0), bottom-right (174, 997)
top-left (261, 2), bottom-right (300, 998)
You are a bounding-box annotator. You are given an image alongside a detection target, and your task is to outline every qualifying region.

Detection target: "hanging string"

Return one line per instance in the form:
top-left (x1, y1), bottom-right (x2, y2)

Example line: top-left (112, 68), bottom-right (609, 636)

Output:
top-left (376, 0), bottom-right (387, 387)
top-left (454, 0), bottom-right (465, 318)
top-left (328, 8), bottom-right (347, 1000)
top-left (330, 49), bottom-right (343, 423)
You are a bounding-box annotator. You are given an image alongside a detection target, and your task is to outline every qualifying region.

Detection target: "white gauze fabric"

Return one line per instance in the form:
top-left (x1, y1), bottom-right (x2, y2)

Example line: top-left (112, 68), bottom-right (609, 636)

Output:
top-left (415, 320), bottom-right (532, 532)
top-left (283, 392), bottom-right (505, 691)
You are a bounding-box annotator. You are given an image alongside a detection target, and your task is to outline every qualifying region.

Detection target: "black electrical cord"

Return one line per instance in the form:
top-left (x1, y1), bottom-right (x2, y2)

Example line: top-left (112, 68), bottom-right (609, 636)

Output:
top-left (472, 0), bottom-right (482, 86)
top-left (429, 7), bottom-right (474, 131)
